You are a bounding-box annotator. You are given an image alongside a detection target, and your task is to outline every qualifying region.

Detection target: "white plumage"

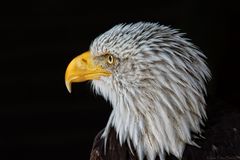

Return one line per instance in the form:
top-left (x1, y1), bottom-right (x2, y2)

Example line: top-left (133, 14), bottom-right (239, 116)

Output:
top-left (90, 22), bottom-right (211, 160)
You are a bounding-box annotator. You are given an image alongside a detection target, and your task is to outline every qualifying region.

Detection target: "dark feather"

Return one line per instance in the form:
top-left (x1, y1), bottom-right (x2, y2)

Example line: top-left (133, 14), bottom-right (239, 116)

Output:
top-left (90, 128), bottom-right (138, 160)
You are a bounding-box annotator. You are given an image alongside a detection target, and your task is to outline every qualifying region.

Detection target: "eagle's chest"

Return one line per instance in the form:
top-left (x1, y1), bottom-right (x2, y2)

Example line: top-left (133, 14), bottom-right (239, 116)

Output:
top-left (90, 127), bottom-right (163, 160)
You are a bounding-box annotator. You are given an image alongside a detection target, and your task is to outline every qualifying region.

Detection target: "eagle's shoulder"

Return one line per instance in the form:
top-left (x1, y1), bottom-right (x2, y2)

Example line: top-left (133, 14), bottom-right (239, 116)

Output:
top-left (90, 130), bottom-right (105, 160)
top-left (90, 128), bottom-right (138, 160)
top-left (181, 102), bottom-right (240, 160)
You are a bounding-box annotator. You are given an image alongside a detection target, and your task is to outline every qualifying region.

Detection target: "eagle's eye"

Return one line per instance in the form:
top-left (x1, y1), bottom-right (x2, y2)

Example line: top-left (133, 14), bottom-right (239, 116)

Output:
top-left (107, 55), bottom-right (114, 64)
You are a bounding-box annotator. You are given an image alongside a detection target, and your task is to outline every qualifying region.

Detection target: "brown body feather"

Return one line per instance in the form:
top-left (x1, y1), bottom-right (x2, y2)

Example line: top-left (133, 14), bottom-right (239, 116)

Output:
top-left (90, 128), bottom-right (139, 160)
top-left (89, 103), bottom-right (240, 160)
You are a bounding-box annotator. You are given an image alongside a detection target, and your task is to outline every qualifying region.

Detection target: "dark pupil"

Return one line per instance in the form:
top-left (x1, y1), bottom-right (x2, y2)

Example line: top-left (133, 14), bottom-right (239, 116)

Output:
top-left (109, 56), bottom-right (112, 62)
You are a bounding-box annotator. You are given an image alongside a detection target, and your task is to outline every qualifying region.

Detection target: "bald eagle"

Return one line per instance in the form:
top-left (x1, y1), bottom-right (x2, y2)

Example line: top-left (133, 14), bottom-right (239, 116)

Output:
top-left (65, 22), bottom-right (239, 160)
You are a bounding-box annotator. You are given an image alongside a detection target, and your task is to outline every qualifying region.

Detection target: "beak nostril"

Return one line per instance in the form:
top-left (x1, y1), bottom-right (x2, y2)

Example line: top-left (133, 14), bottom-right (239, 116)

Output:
top-left (82, 58), bottom-right (87, 63)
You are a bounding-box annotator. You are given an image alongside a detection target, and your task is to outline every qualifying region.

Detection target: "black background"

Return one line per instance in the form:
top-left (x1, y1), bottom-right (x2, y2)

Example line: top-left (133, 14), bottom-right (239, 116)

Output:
top-left (0, 1), bottom-right (239, 160)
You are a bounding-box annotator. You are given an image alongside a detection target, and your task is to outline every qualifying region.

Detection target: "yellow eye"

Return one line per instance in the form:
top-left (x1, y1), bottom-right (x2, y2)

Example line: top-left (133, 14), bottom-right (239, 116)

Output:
top-left (107, 55), bottom-right (114, 64)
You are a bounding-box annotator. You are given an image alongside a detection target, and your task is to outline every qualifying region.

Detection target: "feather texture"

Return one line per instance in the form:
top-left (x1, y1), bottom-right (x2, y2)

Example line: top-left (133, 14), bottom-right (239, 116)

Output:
top-left (90, 22), bottom-right (211, 160)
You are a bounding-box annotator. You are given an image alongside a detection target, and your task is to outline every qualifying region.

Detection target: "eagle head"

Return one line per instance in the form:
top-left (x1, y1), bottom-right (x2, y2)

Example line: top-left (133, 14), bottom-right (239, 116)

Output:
top-left (65, 22), bottom-right (211, 160)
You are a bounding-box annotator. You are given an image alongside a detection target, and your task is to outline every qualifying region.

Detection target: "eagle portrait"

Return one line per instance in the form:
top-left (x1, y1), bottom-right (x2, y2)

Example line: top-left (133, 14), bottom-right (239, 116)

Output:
top-left (64, 22), bottom-right (239, 160)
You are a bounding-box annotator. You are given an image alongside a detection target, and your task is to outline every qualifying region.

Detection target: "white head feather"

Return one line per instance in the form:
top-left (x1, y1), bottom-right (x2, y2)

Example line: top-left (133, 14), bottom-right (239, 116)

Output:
top-left (90, 22), bottom-right (211, 160)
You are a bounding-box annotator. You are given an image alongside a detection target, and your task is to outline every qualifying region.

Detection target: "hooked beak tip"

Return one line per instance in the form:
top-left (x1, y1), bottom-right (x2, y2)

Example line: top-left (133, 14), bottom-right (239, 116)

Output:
top-left (65, 81), bottom-right (72, 93)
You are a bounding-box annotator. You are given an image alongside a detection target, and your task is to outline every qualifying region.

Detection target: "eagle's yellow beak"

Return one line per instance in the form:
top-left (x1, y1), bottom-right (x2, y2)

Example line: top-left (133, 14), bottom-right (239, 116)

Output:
top-left (65, 51), bottom-right (111, 93)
